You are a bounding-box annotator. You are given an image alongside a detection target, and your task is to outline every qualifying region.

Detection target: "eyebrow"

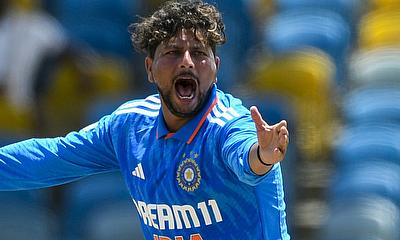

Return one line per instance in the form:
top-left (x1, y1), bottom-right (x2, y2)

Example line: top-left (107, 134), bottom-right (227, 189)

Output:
top-left (163, 43), bottom-right (180, 49)
top-left (164, 42), bottom-right (207, 50)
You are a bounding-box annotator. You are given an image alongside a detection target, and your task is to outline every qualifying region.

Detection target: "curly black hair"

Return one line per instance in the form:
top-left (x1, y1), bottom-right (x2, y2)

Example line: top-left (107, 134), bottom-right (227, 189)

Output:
top-left (129, 0), bottom-right (226, 58)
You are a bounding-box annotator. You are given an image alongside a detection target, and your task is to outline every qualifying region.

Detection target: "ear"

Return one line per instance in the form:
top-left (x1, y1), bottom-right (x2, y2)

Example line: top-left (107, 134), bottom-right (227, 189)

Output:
top-left (215, 56), bottom-right (220, 71)
top-left (214, 56), bottom-right (220, 83)
top-left (145, 56), bottom-right (154, 83)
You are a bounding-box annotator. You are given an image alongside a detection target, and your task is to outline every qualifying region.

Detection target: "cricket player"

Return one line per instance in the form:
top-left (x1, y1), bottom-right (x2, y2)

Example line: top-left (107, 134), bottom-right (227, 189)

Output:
top-left (0, 0), bottom-right (290, 239)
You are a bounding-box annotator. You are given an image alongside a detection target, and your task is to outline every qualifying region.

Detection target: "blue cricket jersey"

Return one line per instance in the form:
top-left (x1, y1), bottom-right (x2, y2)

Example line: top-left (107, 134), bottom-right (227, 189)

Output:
top-left (0, 84), bottom-right (290, 240)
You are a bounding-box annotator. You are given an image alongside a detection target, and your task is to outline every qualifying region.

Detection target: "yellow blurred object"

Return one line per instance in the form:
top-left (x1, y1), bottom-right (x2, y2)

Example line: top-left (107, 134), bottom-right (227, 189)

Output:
top-left (41, 60), bottom-right (92, 135)
top-left (11, 0), bottom-right (39, 11)
top-left (248, 0), bottom-right (276, 25)
top-left (249, 49), bottom-right (338, 161)
top-left (91, 58), bottom-right (130, 96)
top-left (40, 55), bottom-right (131, 135)
top-left (0, 97), bottom-right (34, 135)
top-left (369, 0), bottom-right (400, 9)
top-left (359, 9), bottom-right (400, 49)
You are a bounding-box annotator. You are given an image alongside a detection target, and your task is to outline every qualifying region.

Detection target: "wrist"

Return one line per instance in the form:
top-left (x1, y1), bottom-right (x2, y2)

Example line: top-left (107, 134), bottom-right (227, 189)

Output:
top-left (257, 145), bottom-right (273, 166)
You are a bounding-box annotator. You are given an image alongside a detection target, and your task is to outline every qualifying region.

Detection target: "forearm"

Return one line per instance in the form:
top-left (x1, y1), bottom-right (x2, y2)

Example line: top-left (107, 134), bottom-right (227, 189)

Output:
top-left (0, 136), bottom-right (118, 190)
top-left (0, 139), bottom-right (84, 190)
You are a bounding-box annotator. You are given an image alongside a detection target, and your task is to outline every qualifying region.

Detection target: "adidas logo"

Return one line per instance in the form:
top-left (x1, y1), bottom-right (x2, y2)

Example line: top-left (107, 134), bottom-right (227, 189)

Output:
top-left (131, 163), bottom-right (145, 180)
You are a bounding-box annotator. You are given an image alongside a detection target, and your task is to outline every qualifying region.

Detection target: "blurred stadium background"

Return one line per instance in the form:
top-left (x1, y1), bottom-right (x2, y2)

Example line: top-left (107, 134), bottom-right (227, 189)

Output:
top-left (1, 0), bottom-right (400, 239)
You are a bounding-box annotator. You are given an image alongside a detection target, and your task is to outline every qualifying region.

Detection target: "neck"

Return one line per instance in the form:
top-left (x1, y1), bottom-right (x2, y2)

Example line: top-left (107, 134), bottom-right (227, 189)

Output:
top-left (161, 104), bottom-right (193, 133)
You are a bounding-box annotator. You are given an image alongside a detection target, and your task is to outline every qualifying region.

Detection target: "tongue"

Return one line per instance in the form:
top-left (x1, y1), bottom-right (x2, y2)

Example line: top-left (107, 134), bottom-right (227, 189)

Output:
top-left (176, 83), bottom-right (194, 98)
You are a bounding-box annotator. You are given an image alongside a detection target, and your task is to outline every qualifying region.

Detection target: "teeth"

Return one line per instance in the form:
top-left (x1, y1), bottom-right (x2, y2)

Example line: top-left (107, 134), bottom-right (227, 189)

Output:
top-left (179, 94), bottom-right (194, 100)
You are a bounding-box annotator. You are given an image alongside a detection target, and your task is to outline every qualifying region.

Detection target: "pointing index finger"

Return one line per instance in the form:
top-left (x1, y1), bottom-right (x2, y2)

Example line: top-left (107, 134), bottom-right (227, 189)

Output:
top-left (250, 106), bottom-right (269, 130)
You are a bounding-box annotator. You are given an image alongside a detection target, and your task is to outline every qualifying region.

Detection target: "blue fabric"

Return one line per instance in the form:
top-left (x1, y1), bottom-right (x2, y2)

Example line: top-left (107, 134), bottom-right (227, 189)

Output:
top-left (0, 85), bottom-right (289, 239)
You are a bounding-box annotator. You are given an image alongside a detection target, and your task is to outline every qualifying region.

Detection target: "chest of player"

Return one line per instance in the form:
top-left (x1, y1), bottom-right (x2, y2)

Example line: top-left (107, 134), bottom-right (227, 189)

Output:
top-left (127, 134), bottom-right (233, 201)
top-left (123, 136), bottom-right (261, 239)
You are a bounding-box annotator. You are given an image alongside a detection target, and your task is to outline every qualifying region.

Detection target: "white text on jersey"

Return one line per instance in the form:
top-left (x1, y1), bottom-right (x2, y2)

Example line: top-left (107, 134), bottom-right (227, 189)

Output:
top-left (132, 199), bottom-right (223, 230)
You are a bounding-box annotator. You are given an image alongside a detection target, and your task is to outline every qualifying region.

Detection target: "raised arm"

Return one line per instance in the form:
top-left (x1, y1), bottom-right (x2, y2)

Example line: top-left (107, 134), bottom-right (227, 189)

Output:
top-left (248, 106), bottom-right (289, 175)
top-left (0, 115), bottom-right (119, 190)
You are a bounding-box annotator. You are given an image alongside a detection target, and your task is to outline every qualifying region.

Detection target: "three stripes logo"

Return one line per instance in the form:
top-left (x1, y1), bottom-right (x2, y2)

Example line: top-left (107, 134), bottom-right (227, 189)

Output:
top-left (131, 163), bottom-right (145, 180)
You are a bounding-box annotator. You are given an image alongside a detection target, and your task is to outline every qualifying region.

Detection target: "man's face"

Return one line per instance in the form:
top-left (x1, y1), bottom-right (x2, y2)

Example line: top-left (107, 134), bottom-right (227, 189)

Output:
top-left (145, 29), bottom-right (220, 118)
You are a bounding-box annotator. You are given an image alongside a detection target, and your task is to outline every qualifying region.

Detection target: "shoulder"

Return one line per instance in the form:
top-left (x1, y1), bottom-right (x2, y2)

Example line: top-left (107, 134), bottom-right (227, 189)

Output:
top-left (83, 95), bottom-right (161, 132)
top-left (207, 89), bottom-right (251, 128)
top-left (113, 95), bottom-right (161, 118)
top-left (110, 95), bottom-right (161, 131)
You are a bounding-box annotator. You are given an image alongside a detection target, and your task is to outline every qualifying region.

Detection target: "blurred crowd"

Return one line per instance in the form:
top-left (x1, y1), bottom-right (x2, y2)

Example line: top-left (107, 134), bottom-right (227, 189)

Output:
top-left (1, 0), bottom-right (400, 239)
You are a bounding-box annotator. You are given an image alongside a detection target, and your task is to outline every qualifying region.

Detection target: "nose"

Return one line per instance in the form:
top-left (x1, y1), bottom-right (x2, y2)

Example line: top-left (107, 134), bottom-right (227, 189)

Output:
top-left (180, 50), bottom-right (194, 69)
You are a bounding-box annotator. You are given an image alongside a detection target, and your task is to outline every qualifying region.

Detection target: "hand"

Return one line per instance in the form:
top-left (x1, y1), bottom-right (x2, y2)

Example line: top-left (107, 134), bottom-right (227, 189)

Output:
top-left (250, 106), bottom-right (289, 165)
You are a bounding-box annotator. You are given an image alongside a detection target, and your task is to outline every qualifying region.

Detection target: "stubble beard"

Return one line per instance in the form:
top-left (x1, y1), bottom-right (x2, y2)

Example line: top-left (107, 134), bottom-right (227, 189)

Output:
top-left (157, 85), bottom-right (212, 119)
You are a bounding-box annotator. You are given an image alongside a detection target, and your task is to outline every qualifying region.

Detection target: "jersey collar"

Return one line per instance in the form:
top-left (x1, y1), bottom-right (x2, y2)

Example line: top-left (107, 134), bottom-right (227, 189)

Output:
top-left (156, 84), bottom-right (218, 144)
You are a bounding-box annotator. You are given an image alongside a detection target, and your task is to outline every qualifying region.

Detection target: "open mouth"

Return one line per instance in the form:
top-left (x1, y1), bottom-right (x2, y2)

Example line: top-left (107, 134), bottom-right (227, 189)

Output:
top-left (174, 77), bottom-right (197, 100)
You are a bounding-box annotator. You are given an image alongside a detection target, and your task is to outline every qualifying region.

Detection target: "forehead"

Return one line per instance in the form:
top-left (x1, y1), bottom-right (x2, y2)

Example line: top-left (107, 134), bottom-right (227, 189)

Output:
top-left (162, 28), bottom-right (208, 48)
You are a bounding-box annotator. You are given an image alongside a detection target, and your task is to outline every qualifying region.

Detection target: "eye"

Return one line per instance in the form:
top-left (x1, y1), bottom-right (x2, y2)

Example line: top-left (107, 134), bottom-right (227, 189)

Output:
top-left (193, 50), bottom-right (207, 57)
top-left (165, 50), bottom-right (179, 56)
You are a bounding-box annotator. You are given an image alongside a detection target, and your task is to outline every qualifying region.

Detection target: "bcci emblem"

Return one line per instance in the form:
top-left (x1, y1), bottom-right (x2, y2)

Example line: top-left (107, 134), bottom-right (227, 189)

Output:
top-left (176, 152), bottom-right (201, 192)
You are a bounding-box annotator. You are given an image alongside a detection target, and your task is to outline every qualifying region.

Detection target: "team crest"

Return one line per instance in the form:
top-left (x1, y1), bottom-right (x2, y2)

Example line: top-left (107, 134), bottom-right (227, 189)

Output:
top-left (176, 152), bottom-right (201, 192)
